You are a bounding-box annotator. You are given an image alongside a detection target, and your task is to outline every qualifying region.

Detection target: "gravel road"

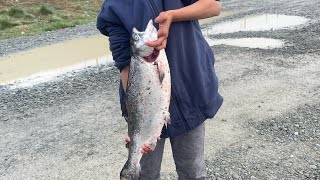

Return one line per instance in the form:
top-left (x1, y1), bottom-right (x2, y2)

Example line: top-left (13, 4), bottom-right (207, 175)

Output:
top-left (1, 0), bottom-right (320, 179)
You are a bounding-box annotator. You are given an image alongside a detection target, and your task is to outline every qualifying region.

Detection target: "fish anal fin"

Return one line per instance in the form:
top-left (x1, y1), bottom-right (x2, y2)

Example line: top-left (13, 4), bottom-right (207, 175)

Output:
top-left (164, 112), bottom-right (171, 127)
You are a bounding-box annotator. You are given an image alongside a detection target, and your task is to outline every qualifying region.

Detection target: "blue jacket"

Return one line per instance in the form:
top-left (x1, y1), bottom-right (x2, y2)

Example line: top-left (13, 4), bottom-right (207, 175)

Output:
top-left (97, 0), bottom-right (223, 138)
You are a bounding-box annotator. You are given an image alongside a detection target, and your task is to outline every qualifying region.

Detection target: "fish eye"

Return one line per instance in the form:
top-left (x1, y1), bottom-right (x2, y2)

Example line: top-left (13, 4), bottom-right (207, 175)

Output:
top-left (133, 34), bottom-right (140, 41)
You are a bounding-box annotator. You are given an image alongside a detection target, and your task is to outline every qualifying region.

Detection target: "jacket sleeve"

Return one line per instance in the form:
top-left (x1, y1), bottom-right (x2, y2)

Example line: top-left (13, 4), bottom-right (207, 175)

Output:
top-left (96, 2), bottom-right (131, 71)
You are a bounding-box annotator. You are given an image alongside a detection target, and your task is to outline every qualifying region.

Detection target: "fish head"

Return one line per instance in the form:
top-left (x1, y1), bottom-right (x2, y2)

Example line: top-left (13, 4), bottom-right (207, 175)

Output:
top-left (131, 20), bottom-right (159, 62)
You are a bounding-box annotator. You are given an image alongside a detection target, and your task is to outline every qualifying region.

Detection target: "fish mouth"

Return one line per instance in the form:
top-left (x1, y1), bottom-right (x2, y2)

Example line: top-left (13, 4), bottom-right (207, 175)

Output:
top-left (143, 49), bottom-right (159, 62)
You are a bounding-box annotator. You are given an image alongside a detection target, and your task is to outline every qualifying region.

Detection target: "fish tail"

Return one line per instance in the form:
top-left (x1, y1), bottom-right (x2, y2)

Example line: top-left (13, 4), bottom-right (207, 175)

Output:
top-left (120, 160), bottom-right (141, 180)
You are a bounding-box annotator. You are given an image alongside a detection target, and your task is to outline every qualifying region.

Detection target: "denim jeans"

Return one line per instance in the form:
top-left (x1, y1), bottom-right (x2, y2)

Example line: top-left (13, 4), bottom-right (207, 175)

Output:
top-left (140, 123), bottom-right (206, 180)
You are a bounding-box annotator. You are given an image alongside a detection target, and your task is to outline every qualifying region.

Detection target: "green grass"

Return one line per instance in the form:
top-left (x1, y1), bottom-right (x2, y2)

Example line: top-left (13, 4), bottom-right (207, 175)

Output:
top-left (0, 19), bottom-right (19, 30)
top-left (44, 21), bottom-right (80, 31)
top-left (0, 9), bottom-right (8, 14)
top-left (0, 0), bottom-right (104, 39)
top-left (38, 5), bottom-right (54, 16)
top-left (24, 13), bottom-right (36, 19)
top-left (48, 16), bottom-right (62, 23)
top-left (8, 8), bottom-right (26, 18)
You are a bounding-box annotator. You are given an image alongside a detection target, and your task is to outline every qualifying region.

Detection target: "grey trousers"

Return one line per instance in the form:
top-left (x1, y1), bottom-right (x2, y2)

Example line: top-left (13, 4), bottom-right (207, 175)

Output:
top-left (140, 123), bottom-right (206, 180)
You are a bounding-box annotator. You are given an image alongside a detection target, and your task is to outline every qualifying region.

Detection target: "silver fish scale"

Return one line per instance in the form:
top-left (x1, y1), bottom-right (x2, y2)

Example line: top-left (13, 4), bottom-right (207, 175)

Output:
top-left (126, 56), bottom-right (167, 141)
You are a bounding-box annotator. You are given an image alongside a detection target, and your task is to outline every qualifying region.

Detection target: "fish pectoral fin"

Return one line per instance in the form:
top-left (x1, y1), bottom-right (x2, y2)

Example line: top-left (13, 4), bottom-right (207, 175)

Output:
top-left (155, 60), bottom-right (165, 84)
top-left (158, 70), bottom-right (165, 84)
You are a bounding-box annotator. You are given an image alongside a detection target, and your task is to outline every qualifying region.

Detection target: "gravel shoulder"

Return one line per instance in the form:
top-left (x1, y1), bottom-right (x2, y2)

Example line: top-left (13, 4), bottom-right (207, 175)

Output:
top-left (1, 0), bottom-right (320, 179)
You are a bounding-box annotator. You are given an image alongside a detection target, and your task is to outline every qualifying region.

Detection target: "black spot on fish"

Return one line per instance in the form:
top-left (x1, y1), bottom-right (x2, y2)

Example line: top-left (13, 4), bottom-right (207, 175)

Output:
top-left (145, 87), bottom-right (150, 90)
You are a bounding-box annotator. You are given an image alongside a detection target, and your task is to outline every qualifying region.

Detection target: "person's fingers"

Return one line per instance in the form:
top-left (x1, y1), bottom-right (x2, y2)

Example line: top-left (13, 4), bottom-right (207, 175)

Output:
top-left (156, 46), bottom-right (163, 50)
top-left (125, 136), bottom-right (131, 143)
top-left (162, 39), bottom-right (167, 49)
top-left (141, 144), bottom-right (152, 154)
top-left (158, 28), bottom-right (168, 37)
top-left (155, 12), bottom-right (167, 23)
top-left (155, 39), bottom-right (167, 50)
top-left (146, 37), bottom-right (165, 48)
top-left (125, 137), bottom-right (130, 149)
top-left (142, 144), bottom-right (151, 150)
top-left (145, 22), bottom-right (169, 48)
top-left (145, 40), bottom-right (160, 47)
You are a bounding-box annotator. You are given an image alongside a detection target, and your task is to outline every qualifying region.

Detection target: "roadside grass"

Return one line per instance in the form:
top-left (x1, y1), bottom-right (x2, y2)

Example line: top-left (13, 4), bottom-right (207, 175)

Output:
top-left (8, 7), bottom-right (26, 18)
top-left (0, 19), bottom-right (19, 30)
top-left (0, 0), bottom-right (103, 39)
top-left (38, 5), bottom-right (54, 16)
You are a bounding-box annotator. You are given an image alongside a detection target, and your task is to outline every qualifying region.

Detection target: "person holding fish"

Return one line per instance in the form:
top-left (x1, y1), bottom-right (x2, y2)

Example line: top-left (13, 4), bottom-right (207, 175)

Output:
top-left (97, 0), bottom-right (222, 179)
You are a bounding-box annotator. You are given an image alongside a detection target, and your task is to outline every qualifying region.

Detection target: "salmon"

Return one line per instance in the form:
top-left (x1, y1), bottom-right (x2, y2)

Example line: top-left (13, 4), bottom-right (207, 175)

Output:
top-left (120, 20), bottom-right (171, 180)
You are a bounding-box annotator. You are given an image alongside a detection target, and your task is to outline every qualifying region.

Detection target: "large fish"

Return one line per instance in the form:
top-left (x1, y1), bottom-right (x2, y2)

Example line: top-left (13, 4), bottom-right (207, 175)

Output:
top-left (120, 20), bottom-right (171, 180)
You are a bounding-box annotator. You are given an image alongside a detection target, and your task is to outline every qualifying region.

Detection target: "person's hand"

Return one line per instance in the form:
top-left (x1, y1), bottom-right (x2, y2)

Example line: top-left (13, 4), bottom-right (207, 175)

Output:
top-left (125, 136), bottom-right (161, 154)
top-left (146, 11), bottom-right (173, 50)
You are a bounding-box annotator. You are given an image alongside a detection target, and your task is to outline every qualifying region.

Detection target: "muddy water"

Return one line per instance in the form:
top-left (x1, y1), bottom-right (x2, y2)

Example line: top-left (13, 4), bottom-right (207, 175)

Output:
top-left (0, 35), bottom-right (111, 84)
top-left (203, 14), bottom-right (309, 36)
top-left (206, 38), bottom-right (285, 49)
top-left (203, 14), bottom-right (310, 49)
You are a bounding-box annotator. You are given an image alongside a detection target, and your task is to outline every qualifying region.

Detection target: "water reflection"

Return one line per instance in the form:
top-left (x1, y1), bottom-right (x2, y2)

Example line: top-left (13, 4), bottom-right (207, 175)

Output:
top-left (203, 14), bottom-right (309, 36)
top-left (205, 38), bottom-right (285, 49)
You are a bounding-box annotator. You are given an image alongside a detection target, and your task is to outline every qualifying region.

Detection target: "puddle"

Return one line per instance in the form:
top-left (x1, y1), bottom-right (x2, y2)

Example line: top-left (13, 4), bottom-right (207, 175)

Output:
top-left (2, 55), bottom-right (113, 88)
top-left (203, 14), bottom-right (309, 35)
top-left (0, 35), bottom-right (112, 86)
top-left (205, 38), bottom-right (285, 49)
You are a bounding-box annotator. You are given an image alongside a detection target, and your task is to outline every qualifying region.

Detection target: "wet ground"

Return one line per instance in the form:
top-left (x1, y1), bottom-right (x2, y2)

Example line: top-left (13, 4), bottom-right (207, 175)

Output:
top-left (0, 0), bottom-right (320, 179)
